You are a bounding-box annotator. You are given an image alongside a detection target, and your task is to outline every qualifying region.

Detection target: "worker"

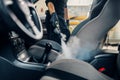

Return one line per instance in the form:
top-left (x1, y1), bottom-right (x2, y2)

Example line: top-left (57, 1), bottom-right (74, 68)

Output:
top-left (45, 0), bottom-right (70, 45)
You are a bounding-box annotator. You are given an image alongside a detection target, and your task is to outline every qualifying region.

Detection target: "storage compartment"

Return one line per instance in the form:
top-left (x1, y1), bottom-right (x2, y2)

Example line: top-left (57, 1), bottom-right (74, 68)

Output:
top-left (91, 52), bottom-right (118, 77)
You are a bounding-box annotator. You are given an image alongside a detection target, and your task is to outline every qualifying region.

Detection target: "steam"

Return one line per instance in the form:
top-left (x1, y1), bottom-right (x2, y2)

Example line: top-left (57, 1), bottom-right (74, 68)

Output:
top-left (56, 36), bottom-right (94, 61)
top-left (67, 36), bottom-right (81, 58)
top-left (56, 36), bottom-right (81, 60)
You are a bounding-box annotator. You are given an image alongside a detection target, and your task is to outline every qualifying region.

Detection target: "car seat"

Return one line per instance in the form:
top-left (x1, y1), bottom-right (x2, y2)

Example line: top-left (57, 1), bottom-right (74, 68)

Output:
top-left (68, 0), bottom-right (119, 61)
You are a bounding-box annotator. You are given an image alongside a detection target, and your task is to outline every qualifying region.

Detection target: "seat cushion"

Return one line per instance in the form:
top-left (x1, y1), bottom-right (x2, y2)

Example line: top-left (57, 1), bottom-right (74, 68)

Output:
top-left (41, 59), bottom-right (113, 80)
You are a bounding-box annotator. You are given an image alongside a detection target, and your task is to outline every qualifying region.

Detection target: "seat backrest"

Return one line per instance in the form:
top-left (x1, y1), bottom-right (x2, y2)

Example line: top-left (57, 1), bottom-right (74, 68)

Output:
top-left (72, 0), bottom-right (108, 35)
top-left (70, 0), bottom-right (119, 61)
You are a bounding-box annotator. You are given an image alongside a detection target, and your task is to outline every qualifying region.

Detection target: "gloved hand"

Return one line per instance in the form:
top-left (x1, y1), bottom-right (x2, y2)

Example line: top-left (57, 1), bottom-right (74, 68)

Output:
top-left (66, 20), bottom-right (70, 27)
top-left (50, 12), bottom-right (61, 35)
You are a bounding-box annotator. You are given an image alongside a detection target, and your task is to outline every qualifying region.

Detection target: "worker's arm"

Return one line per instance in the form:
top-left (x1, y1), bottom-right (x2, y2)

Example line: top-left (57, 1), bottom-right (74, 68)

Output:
top-left (46, 0), bottom-right (60, 34)
top-left (64, 4), bottom-right (69, 27)
top-left (64, 7), bottom-right (69, 20)
top-left (47, 2), bottom-right (55, 15)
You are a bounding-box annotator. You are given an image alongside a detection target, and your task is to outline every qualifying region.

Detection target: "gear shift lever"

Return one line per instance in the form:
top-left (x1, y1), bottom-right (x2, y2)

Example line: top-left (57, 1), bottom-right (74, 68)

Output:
top-left (41, 43), bottom-right (52, 63)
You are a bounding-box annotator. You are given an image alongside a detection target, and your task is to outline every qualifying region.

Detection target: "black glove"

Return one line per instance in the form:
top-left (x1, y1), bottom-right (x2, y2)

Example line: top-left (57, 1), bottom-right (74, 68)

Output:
top-left (50, 12), bottom-right (61, 35)
top-left (66, 20), bottom-right (70, 27)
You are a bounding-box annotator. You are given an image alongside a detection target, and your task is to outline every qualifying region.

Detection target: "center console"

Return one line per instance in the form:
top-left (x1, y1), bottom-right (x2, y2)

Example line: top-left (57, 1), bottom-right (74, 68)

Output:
top-left (0, 31), bottom-right (62, 80)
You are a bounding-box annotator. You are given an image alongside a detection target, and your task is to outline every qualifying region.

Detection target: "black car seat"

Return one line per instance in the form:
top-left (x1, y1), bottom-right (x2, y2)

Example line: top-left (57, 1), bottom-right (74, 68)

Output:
top-left (72, 0), bottom-right (108, 35)
top-left (68, 0), bottom-right (119, 61)
top-left (40, 0), bottom-right (120, 79)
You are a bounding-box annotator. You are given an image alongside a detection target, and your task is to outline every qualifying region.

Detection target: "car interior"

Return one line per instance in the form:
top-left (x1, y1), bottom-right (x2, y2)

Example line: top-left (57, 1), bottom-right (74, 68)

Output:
top-left (0, 0), bottom-right (120, 80)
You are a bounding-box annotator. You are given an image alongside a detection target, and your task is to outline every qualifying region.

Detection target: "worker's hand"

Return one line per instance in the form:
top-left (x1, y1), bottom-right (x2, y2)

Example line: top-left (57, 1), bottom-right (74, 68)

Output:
top-left (50, 12), bottom-right (59, 28)
top-left (50, 12), bottom-right (61, 35)
top-left (66, 20), bottom-right (69, 27)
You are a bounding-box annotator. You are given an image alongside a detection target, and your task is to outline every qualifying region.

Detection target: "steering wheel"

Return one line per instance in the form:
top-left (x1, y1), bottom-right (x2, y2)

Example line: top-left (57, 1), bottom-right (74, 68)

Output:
top-left (0, 0), bottom-right (43, 40)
